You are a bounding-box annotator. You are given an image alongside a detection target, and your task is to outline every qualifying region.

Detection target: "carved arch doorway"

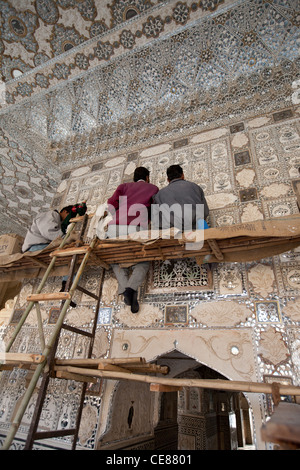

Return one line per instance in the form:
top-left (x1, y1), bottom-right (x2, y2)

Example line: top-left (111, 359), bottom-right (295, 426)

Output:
top-left (154, 350), bottom-right (254, 451)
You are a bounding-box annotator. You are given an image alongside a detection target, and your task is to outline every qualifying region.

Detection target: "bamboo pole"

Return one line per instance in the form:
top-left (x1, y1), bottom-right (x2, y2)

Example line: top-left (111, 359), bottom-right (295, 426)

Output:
top-left (55, 357), bottom-right (146, 367)
top-left (56, 366), bottom-right (300, 396)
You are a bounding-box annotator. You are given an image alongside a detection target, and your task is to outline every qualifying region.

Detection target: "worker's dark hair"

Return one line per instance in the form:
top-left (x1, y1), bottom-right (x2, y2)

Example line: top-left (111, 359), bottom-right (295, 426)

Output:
top-left (167, 164), bottom-right (183, 182)
top-left (60, 205), bottom-right (73, 214)
top-left (133, 167), bottom-right (150, 182)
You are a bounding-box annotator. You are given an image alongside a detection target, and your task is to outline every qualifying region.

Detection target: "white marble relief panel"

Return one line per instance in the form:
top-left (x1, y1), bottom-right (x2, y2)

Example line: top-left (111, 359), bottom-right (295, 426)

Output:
top-left (240, 202), bottom-right (264, 223)
top-left (110, 328), bottom-right (257, 382)
top-left (191, 300), bottom-right (252, 327)
top-left (258, 327), bottom-right (289, 367)
top-left (248, 263), bottom-right (276, 299)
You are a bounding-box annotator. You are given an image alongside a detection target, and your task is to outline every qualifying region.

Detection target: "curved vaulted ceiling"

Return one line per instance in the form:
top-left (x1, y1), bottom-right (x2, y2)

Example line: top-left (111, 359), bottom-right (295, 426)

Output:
top-left (0, 0), bottom-right (299, 235)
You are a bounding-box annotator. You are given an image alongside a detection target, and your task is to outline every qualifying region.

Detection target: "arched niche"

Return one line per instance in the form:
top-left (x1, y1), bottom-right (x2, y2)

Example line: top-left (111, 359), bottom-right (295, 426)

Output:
top-left (96, 349), bottom-right (256, 450)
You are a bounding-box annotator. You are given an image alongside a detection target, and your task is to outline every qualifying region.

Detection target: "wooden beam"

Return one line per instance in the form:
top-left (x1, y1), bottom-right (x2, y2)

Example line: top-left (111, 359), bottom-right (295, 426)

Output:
top-left (150, 383), bottom-right (183, 392)
top-left (97, 363), bottom-right (132, 373)
top-left (124, 364), bottom-right (169, 375)
top-left (56, 370), bottom-right (98, 384)
top-left (50, 246), bottom-right (90, 257)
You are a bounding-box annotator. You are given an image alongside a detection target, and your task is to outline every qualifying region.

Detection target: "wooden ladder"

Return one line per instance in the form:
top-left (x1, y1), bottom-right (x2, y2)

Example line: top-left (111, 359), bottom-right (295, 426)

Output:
top-left (0, 214), bottom-right (105, 450)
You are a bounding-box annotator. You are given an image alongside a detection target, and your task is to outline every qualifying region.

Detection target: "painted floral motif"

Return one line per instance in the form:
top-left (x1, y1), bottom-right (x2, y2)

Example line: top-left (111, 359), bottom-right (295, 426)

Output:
top-left (142, 15), bottom-right (164, 38)
top-left (93, 40), bottom-right (114, 60)
top-left (192, 300), bottom-right (251, 327)
top-left (115, 303), bottom-right (163, 327)
top-left (65, 306), bottom-right (95, 326)
top-left (50, 24), bottom-right (86, 56)
top-left (75, 53), bottom-right (89, 70)
top-left (52, 62), bottom-right (70, 79)
top-left (119, 29), bottom-right (136, 49)
top-left (241, 203), bottom-right (263, 223)
top-left (172, 2), bottom-right (190, 25)
top-left (35, 73), bottom-right (50, 88)
top-left (92, 328), bottom-right (110, 357)
top-left (261, 183), bottom-right (292, 199)
top-left (236, 168), bottom-right (256, 188)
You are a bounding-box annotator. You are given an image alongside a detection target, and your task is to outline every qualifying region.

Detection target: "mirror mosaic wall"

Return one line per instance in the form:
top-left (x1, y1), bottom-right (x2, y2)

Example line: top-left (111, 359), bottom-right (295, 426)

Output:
top-left (0, 0), bottom-right (300, 451)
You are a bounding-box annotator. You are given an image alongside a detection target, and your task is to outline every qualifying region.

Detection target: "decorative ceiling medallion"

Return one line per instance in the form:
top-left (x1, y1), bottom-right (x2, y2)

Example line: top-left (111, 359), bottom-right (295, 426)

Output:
top-left (0, 3), bottom-right (38, 52)
top-left (8, 16), bottom-right (27, 37)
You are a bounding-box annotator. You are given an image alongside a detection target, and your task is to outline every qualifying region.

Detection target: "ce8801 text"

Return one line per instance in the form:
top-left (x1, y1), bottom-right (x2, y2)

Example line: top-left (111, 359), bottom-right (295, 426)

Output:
top-left (150, 455), bottom-right (192, 465)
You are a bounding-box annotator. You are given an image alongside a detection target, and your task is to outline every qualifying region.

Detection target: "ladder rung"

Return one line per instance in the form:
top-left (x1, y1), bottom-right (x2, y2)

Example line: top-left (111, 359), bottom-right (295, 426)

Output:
top-left (50, 246), bottom-right (90, 257)
top-left (76, 285), bottom-right (99, 300)
top-left (62, 323), bottom-right (93, 337)
top-left (27, 292), bottom-right (71, 302)
top-left (0, 352), bottom-right (45, 364)
top-left (34, 429), bottom-right (76, 440)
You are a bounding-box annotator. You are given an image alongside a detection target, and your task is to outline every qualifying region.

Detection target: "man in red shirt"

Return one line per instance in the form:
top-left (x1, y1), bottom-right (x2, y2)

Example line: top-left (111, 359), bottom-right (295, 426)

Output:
top-left (107, 167), bottom-right (158, 313)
